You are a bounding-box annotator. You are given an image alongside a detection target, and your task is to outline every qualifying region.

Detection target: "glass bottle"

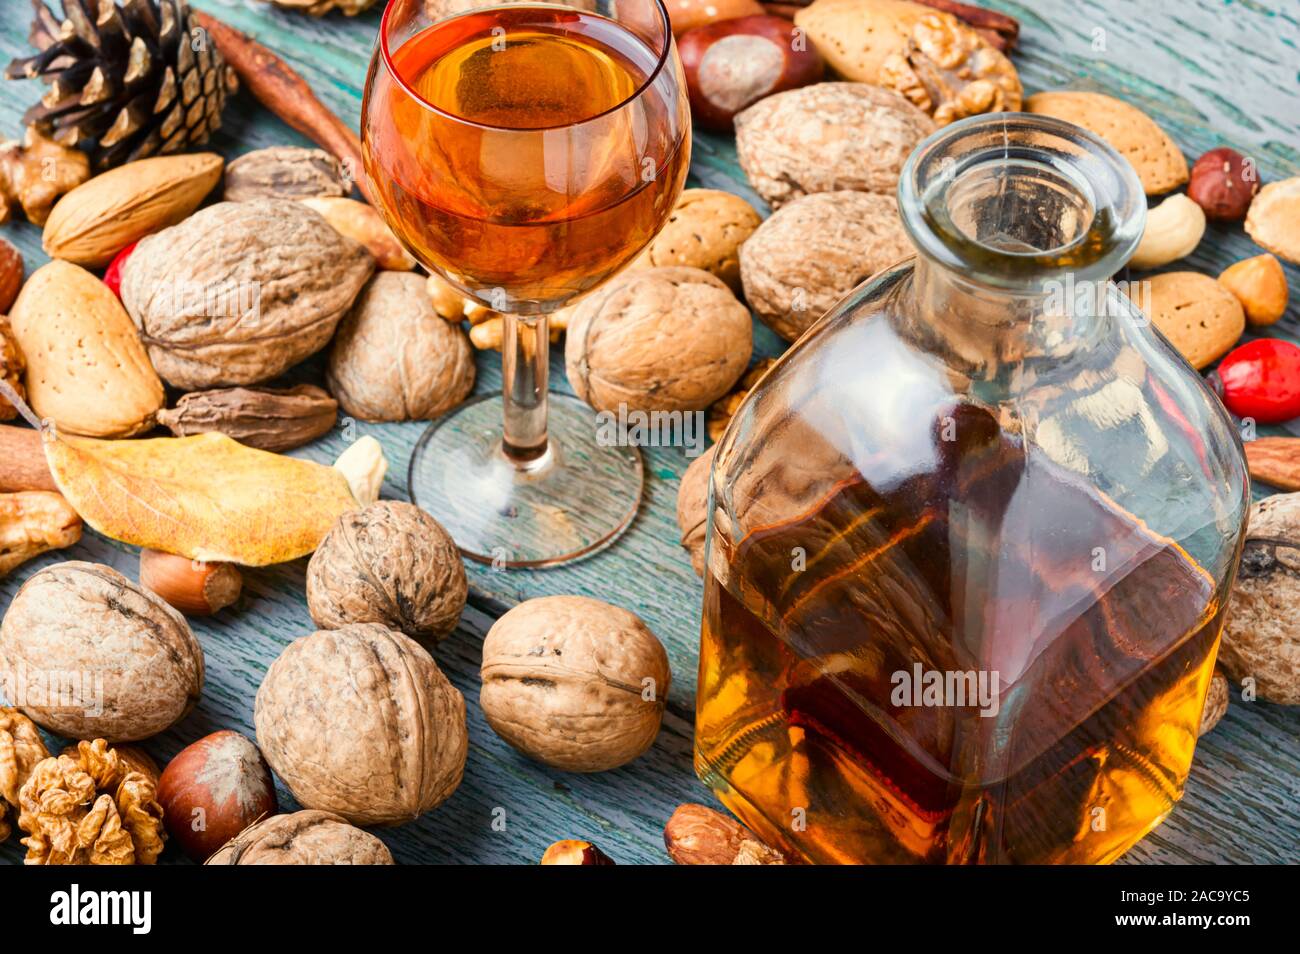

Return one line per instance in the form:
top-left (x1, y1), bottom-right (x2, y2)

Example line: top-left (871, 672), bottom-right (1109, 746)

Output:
top-left (696, 114), bottom-right (1250, 865)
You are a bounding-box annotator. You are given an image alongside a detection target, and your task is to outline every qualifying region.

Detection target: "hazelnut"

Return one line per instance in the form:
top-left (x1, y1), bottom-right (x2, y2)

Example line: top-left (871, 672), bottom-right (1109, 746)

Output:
top-left (664, 803), bottom-right (786, 865)
top-left (1218, 253), bottom-right (1289, 326)
top-left (0, 237), bottom-right (22, 314)
top-left (139, 548), bottom-right (242, 616)
top-left (1188, 147), bottom-right (1259, 222)
top-left (157, 730), bottom-right (277, 862)
top-left (480, 595), bottom-right (670, 772)
top-left (679, 16), bottom-right (824, 130)
top-left (540, 839), bottom-right (616, 865)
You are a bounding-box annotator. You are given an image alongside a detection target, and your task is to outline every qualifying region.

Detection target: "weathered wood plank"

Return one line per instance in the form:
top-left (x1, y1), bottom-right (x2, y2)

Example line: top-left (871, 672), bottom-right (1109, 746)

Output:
top-left (1, 0), bottom-right (1298, 865)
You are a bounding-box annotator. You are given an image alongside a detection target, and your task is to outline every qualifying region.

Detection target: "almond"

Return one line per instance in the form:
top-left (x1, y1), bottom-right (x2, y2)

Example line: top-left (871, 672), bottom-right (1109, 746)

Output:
top-left (1125, 271), bottom-right (1244, 370)
top-left (0, 237), bottom-right (22, 313)
top-left (8, 260), bottom-right (163, 436)
top-left (1024, 90), bottom-right (1187, 195)
top-left (42, 153), bottom-right (223, 267)
top-left (1245, 176), bottom-right (1300, 265)
top-left (1218, 253), bottom-right (1289, 326)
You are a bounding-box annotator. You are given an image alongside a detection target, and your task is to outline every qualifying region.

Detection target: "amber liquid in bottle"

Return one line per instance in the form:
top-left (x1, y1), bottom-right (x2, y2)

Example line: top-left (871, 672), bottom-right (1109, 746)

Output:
top-left (364, 6), bottom-right (688, 306)
top-left (697, 404), bottom-right (1226, 864)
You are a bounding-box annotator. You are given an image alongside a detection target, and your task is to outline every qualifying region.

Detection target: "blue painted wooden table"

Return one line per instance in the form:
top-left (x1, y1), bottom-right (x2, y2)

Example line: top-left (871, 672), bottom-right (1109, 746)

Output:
top-left (2, 0), bottom-right (1298, 865)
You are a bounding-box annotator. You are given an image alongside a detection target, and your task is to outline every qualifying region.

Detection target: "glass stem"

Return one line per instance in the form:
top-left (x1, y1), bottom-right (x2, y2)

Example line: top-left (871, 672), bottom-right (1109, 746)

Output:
top-left (501, 313), bottom-right (550, 465)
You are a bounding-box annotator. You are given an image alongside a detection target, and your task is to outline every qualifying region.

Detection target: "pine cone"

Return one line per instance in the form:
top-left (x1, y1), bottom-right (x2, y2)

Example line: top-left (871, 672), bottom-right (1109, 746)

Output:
top-left (6, 0), bottom-right (237, 172)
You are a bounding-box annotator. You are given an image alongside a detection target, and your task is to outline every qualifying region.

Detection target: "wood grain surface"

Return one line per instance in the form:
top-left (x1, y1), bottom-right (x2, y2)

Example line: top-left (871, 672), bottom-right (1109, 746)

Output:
top-left (1, 0), bottom-right (1298, 865)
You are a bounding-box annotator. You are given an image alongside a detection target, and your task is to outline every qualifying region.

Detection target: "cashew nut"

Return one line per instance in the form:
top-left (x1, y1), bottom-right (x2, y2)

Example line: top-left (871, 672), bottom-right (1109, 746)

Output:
top-left (333, 435), bottom-right (388, 506)
top-left (1130, 193), bottom-right (1206, 269)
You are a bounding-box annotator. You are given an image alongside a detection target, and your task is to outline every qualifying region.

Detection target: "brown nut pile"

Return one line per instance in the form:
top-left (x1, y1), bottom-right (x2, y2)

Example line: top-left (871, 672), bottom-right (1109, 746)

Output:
top-left (255, 623), bottom-right (467, 825)
top-left (328, 271), bottom-right (475, 421)
top-left (741, 191), bottom-right (913, 341)
top-left (1219, 494), bottom-right (1300, 704)
top-left (17, 738), bottom-right (166, 865)
top-left (206, 810), bottom-right (394, 865)
top-left (0, 562), bottom-right (204, 741)
top-left (121, 198), bottom-right (374, 389)
top-left (0, 707), bottom-right (48, 842)
top-left (565, 266), bottom-right (752, 414)
top-left (307, 501), bottom-right (467, 645)
top-left (480, 595), bottom-right (671, 772)
top-left (734, 82), bottom-right (935, 208)
top-left (879, 12), bottom-right (1022, 125)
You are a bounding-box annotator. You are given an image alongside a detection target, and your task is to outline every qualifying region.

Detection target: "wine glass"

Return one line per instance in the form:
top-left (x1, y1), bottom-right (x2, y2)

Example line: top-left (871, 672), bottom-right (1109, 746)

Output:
top-left (362, 0), bottom-right (690, 566)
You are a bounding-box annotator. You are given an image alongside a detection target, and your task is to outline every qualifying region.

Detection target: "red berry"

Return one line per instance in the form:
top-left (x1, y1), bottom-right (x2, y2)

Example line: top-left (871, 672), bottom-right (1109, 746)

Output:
top-left (1211, 339), bottom-right (1300, 424)
top-left (102, 240), bottom-right (137, 298)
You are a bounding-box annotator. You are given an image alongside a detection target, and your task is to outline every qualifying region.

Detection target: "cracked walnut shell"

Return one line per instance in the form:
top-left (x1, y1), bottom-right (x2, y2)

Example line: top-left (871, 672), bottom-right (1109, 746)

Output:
top-left (207, 810), bottom-right (394, 865)
top-left (17, 738), bottom-right (166, 865)
top-left (565, 266), bottom-right (752, 414)
top-left (879, 12), bottom-right (1021, 125)
top-left (255, 624), bottom-right (467, 826)
top-left (1, 707), bottom-right (48, 843)
top-left (307, 501), bottom-right (467, 645)
top-left (480, 595), bottom-right (671, 772)
top-left (0, 561), bottom-right (204, 741)
top-left (734, 82), bottom-right (935, 208)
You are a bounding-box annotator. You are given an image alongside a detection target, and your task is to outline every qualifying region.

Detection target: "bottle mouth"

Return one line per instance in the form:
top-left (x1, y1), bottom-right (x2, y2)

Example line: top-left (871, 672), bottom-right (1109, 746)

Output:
top-left (898, 113), bottom-right (1146, 291)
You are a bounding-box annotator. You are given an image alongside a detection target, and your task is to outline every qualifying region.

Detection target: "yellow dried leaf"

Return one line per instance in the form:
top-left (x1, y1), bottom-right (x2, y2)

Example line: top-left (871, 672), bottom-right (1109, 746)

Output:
top-left (45, 431), bottom-right (356, 566)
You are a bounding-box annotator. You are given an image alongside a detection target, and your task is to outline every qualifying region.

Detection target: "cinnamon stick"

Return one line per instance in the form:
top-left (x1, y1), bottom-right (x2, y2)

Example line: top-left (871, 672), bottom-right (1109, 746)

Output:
top-left (194, 12), bottom-right (373, 204)
top-left (0, 424), bottom-right (55, 492)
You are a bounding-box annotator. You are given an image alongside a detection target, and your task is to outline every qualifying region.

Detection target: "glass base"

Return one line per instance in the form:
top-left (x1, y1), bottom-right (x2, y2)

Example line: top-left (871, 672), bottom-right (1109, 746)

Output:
top-left (408, 393), bottom-right (642, 567)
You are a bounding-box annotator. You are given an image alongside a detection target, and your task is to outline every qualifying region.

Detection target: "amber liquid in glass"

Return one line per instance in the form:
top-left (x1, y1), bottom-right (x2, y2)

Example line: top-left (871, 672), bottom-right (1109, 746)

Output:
top-left (697, 404), bottom-right (1225, 864)
top-left (364, 6), bottom-right (688, 306)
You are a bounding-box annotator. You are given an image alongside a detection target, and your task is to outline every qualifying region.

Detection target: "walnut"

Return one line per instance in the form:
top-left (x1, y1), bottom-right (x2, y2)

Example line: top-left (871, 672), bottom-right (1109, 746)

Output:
top-left (0, 317), bottom-right (23, 422)
top-left (676, 445), bottom-right (715, 578)
top-left (328, 272), bottom-right (475, 422)
top-left (207, 810), bottom-right (394, 865)
top-left (307, 501), bottom-right (467, 645)
top-left (740, 191), bottom-right (913, 341)
top-left (565, 267), bottom-right (753, 414)
top-left (0, 707), bottom-right (48, 843)
top-left (630, 189), bottom-right (762, 291)
top-left (879, 12), bottom-right (1021, 125)
top-left (0, 126), bottom-right (90, 225)
top-left (120, 199), bottom-right (374, 389)
top-left (734, 82), bottom-right (935, 208)
top-left (1219, 494), bottom-right (1300, 703)
top-left (156, 384), bottom-right (339, 452)
top-left (0, 562), bottom-right (204, 741)
top-left (224, 147), bottom-right (350, 202)
top-left (480, 596), bottom-right (671, 772)
top-left (254, 624), bottom-right (467, 825)
top-left (17, 739), bottom-right (166, 864)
